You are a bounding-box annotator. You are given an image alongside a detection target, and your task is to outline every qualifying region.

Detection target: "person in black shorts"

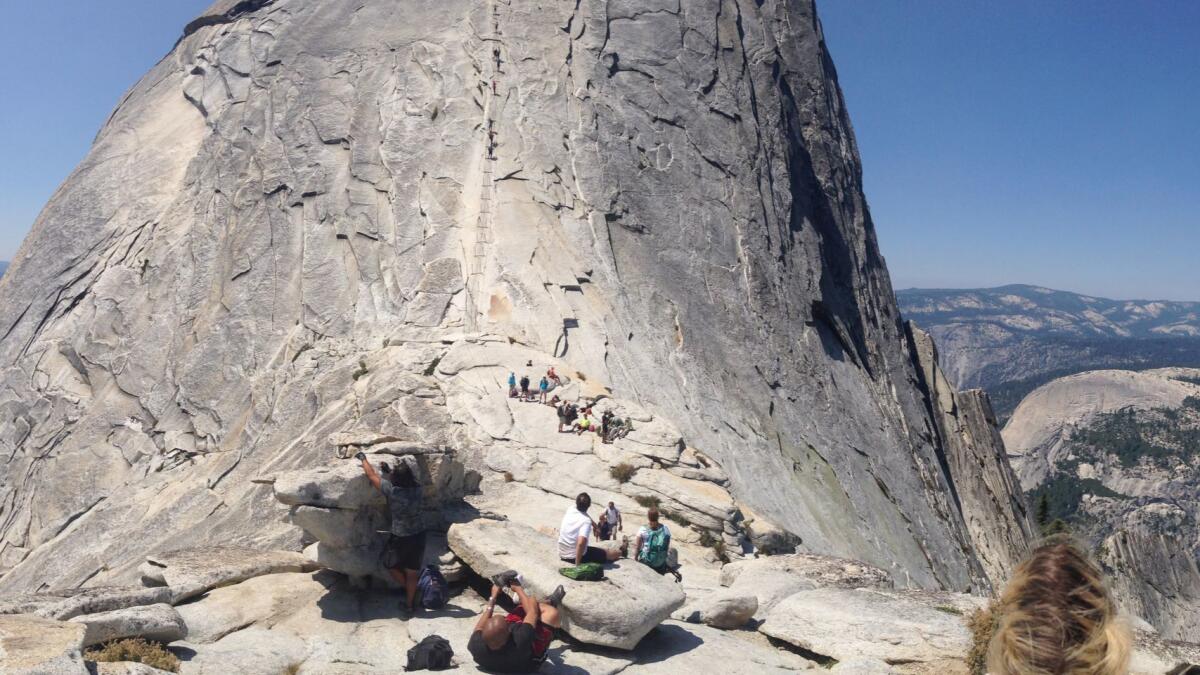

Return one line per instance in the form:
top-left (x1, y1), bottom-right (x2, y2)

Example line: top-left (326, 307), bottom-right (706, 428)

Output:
top-left (468, 572), bottom-right (565, 673)
top-left (358, 452), bottom-right (425, 614)
top-left (557, 493), bottom-right (627, 565)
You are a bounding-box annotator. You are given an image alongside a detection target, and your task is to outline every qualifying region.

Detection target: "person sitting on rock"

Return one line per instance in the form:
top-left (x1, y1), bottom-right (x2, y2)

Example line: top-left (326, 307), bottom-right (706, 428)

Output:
top-left (986, 535), bottom-right (1130, 675)
top-left (558, 492), bottom-right (626, 565)
top-left (556, 402), bottom-right (577, 433)
top-left (635, 507), bottom-right (681, 582)
top-left (546, 366), bottom-right (561, 386)
top-left (573, 413), bottom-right (593, 435)
top-left (519, 374), bottom-right (531, 400)
top-left (538, 376), bottom-right (549, 404)
top-left (507, 372), bottom-right (518, 398)
top-left (357, 452), bottom-right (426, 615)
top-left (468, 571), bottom-right (565, 673)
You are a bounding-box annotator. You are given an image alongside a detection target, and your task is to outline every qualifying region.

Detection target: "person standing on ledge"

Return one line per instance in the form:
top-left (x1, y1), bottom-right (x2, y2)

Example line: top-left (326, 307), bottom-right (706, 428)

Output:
top-left (604, 501), bottom-right (622, 537)
top-left (358, 452), bottom-right (426, 615)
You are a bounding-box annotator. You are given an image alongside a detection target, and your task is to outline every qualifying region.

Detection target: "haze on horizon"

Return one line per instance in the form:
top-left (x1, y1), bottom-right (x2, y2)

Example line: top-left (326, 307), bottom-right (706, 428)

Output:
top-left (0, 0), bottom-right (1196, 301)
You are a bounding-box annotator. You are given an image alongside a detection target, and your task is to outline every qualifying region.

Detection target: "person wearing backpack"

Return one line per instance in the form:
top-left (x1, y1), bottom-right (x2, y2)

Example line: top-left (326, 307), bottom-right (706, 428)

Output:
top-left (635, 507), bottom-right (680, 582)
top-left (467, 573), bottom-right (566, 673)
top-left (358, 452), bottom-right (426, 615)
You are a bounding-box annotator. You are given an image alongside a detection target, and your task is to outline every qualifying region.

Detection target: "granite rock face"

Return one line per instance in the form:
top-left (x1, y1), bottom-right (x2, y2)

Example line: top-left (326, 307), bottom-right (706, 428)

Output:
top-left (906, 323), bottom-right (1034, 584)
top-left (0, 613), bottom-right (89, 675)
top-left (758, 588), bottom-right (987, 665)
top-left (69, 602), bottom-right (187, 647)
top-left (0, 0), bottom-right (1019, 600)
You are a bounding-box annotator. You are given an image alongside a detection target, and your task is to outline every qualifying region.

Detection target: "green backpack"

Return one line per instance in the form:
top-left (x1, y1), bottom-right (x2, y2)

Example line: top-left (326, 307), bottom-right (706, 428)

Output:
top-left (558, 562), bottom-right (605, 581)
top-left (639, 526), bottom-right (669, 568)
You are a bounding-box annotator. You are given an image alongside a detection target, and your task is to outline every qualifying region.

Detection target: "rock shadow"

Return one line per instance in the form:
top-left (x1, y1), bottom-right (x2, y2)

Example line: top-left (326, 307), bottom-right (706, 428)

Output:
top-left (631, 623), bottom-right (704, 664)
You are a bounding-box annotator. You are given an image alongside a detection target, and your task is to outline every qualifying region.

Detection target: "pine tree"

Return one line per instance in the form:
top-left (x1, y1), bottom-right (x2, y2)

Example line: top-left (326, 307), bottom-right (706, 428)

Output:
top-left (1036, 492), bottom-right (1050, 527)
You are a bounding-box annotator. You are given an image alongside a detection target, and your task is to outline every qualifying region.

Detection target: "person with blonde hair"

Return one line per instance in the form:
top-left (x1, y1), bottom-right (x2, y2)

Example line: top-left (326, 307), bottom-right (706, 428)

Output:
top-left (988, 535), bottom-right (1131, 675)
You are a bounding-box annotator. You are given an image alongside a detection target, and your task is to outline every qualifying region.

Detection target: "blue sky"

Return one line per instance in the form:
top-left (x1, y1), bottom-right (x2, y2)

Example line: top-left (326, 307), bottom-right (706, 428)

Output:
top-left (818, 1), bottom-right (1200, 300)
top-left (0, 2), bottom-right (1197, 300)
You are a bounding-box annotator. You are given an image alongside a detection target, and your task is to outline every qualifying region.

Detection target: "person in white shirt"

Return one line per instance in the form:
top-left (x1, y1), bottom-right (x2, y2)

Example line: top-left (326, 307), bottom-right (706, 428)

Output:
top-left (604, 501), bottom-right (622, 537)
top-left (557, 493), bottom-right (627, 564)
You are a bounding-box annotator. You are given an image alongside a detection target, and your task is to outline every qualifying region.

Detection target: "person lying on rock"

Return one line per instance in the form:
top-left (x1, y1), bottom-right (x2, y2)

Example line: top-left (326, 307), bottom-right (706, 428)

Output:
top-left (468, 571), bottom-right (565, 673)
top-left (635, 507), bottom-right (681, 582)
top-left (558, 492), bottom-right (626, 565)
top-left (357, 452), bottom-right (426, 615)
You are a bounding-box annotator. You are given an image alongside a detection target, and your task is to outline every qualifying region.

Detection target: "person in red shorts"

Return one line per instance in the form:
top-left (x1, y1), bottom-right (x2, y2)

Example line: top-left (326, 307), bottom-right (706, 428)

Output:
top-left (468, 571), bottom-right (566, 673)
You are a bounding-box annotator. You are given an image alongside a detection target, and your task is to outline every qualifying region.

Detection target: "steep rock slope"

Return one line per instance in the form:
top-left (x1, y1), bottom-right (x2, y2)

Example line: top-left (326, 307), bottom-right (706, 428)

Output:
top-left (1004, 368), bottom-right (1200, 640)
top-left (906, 323), bottom-right (1033, 583)
top-left (0, 0), bottom-right (1001, 594)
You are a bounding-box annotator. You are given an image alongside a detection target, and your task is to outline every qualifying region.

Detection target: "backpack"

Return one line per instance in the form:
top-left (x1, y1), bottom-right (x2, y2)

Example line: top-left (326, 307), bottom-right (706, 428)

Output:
top-left (417, 565), bottom-right (449, 609)
top-left (406, 634), bottom-right (453, 671)
top-left (639, 526), bottom-right (670, 569)
top-left (558, 562), bottom-right (605, 581)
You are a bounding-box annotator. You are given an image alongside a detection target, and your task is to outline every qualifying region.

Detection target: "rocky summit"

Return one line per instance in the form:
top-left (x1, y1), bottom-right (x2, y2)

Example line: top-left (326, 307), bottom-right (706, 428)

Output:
top-left (0, 0), bottom-right (1196, 673)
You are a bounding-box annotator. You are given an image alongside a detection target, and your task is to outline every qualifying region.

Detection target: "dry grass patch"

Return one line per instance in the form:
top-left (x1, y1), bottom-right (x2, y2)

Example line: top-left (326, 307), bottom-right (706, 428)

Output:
top-left (609, 463), bottom-right (637, 483)
top-left (633, 494), bottom-right (660, 509)
top-left (86, 638), bottom-right (180, 672)
top-left (966, 602), bottom-right (999, 675)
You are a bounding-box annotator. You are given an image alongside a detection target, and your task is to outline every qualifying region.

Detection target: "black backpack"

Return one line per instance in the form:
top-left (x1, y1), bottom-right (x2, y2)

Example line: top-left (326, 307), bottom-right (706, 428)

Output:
top-left (406, 634), bottom-right (453, 671)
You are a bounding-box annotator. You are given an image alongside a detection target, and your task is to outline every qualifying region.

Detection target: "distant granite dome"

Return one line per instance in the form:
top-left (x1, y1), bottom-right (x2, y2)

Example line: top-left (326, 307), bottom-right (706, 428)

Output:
top-left (898, 285), bottom-right (1200, 418)
top-left (0, 0), bottom-right (1027, 598)
top-left (0, 261), bottom-right (8, 278)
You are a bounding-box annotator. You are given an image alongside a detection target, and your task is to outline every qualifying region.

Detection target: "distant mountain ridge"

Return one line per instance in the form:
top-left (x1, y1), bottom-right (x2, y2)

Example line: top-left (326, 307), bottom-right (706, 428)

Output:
top-left (0, 261), bottom-right (8, 278)
top-left (897, 285), bottom-right (1200, 418)
top-left (899, 284), bottom-right (1200, 339)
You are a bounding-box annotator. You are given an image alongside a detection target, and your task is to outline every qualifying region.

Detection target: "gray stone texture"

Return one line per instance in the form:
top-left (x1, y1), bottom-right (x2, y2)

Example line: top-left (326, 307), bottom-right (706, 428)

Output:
top-left (0, 0), bottom-right (1025, 604)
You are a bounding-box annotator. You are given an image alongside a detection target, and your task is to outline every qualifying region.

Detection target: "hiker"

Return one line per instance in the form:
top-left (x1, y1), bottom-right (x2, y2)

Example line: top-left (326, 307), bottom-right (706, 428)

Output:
top-left (357, 452), bottom-right (426, 613)
top-left (596, 512), bottom-right (613, 541)
top-left (546, 366), bottom-right (561, 386)
top-left (468, 571), bottom-right (566, 673)
top-left (599, 410), bottom-right (614, 441)
top-left (558, 493), bottom-right (626, 564)
top-left (604, 417), bottom-right (629, 443)
top-left (574, 412), bottom-right (593, 435)
top-left (519, 374), bottom-right (531, 400)
top-left (507, 372), bottom-right (517, 398)
top-left (546, 394), bottom-right (561, 409)
top-left (604, 501), bottom-right (623, 536)
top-left (986, 535), bottom-right (1130, 674)
top-left (635, 507), bottom-right (680, 582)
top-left (556, 402), bottom-right (577, 433)
top-left (538, 376), bottom-right (549, 404)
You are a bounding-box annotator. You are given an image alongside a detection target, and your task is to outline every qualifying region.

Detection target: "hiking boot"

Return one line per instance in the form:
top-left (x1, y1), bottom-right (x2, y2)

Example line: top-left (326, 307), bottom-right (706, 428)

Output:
top-left (544, 585), bottom-right (566, 608)
top-left (491, 569), bottom-right (520, 588)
